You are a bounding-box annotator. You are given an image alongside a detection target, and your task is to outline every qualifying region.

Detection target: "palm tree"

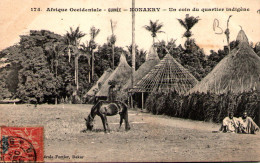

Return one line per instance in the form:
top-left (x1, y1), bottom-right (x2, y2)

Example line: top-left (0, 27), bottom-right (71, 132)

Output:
top-left (79, 42), bottom-right (91, 83)
top-left (109, 19), bottom-right (117, 70)
top-left (89, 26), bottom-right (100, 81)
top-left (144, 20), bottom-right (164, 45)
top-left (107, 35), bottom-right (116, 69)
top-left (177, 14), bottom-right (200, 51)
top-left (45, 42), bottom-right (65, 104)
top-left (64, 26), bottom-right (86, 91)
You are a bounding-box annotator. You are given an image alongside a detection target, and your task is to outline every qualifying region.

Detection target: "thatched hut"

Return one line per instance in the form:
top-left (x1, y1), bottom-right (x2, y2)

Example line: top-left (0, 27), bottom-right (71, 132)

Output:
top-left (95, 54), bottom-right (131, 99)
top-left (189, 29), bottom-right (260, 94)
top-left (119, 46), bottom-right (160, 100)
top-left (84, 68), bottom-right (113, 101)
top-left (129, 53), bottom-right (198, 108)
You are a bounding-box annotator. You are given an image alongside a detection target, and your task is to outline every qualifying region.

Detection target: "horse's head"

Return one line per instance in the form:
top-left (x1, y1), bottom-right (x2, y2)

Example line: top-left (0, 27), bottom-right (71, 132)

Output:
top-left (84, 116), bottom-right (94, 131)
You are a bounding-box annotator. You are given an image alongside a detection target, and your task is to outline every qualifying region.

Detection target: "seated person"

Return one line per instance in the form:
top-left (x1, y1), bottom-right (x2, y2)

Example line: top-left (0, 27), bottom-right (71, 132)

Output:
top-left (108, 84), bottom-right (116, 102)
top-left (237, 111), bottom-right (259, 134)
top-left (219, 113), bottom-right (239, 133)
top-left (108, 84), bottom-right (122, 114)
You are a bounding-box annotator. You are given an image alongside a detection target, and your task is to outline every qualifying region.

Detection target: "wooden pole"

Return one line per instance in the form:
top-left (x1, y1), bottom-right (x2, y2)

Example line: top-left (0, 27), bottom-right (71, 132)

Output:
top-left (91, 49), bottom-right (94, 81)
top-left (112, 44), bottom-right (115, 70)
top-left (128, 93), bottom-right (131, 108)
top-left (142, 92), bottom-right (144, 110)
top-left (110, 19), bottom-right (115, 70)
top-left (258, 110), bottom-right (260, 126)
top-left (131, 0), bottom-right (136, 108)
top-left (76, 55), bottom-right (79, 90)
top-left (225, 15), bottom-right (232, 54)
top-left (131, 95), bottom-right (134, 109)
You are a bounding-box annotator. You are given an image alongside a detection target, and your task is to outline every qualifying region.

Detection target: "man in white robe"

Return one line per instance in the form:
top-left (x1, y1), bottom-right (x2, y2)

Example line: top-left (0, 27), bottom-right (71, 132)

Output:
top-left (237, 112), bottom-right (259, 134)
top-left (220, 113), bottom-right (239, 133)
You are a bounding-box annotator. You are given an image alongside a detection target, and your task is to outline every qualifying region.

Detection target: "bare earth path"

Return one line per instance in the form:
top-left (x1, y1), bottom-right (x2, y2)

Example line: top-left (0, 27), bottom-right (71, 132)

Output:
top-left (0, 104), bottom-right (259, 162)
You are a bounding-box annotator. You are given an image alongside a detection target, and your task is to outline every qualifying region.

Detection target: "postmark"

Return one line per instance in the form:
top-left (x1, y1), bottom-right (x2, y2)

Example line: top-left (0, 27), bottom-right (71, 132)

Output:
top-left (0, 127), bottom-right (44, 162)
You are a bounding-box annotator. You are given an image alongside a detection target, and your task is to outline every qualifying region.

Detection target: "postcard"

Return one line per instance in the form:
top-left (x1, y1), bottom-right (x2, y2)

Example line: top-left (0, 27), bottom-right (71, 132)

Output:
top-left (0, 0), bottom-right (259, 162)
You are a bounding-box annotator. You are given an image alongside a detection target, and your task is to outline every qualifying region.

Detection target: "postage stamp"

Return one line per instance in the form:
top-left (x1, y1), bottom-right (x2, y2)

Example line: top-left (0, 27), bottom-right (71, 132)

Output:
top-left (0, 127), bottom-right (44, 162)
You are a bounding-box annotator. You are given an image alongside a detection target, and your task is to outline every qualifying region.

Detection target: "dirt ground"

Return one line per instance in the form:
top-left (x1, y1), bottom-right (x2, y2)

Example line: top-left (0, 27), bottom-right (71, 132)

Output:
top-left (0, 104), bottom-right (259, 162)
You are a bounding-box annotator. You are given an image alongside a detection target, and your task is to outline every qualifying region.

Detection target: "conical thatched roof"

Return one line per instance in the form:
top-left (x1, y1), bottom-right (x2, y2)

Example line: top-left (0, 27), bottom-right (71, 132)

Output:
top-left (96, 54), bottom-right (131, 97)
top-left (189, 30), bottom-right (260, 94)
top-left (119, 46), bottom-right (160, 99)
top-left (85, 68), bottom-right (113, 97)
top-left (236, 29), bottom-right (249, 44)
top-left (130, 53), bottom-right (198, 94)
top-left (146, 46), bottom-right (160, 61)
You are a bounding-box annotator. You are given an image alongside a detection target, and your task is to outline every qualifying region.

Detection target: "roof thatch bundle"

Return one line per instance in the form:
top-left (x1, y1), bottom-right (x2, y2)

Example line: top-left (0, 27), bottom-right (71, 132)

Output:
top-left (85, 68), bottom-right (113, 97)
top-left (189, 29), bottom-right (260, 94)
top-left (119, 46), bottom-right (160, 99)
top-left (236, 29), bottom-right (249, 44)
top-left (0, 58), bottom-right (9, 62)
top-left (130, 53), bottom-right (198, 94)
top-left (96, 54), bottom-right (131, 97)
top-left (0, 63), bottom-right (10, 69)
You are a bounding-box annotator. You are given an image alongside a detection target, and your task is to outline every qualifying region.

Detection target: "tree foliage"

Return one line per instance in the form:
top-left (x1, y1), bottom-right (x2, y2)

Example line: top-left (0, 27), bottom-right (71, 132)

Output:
top-left (0, 23), bottom-right (259, 104)
top-left (16, 47), bottom-right (57, 103)
top-left (126, 45), bottom-right (146, 70)
top-left (144, 20), bottom-right (164, 44)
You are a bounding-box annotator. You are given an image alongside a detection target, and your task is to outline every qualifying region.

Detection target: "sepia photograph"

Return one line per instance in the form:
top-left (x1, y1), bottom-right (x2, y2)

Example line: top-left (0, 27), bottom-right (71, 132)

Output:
top-left (0, 0), bottom-right (260, 162)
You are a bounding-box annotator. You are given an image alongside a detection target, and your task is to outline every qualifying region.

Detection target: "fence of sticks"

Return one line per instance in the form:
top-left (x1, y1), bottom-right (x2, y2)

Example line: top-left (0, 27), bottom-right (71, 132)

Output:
top-left (145, 91), bottom-right (260, 125)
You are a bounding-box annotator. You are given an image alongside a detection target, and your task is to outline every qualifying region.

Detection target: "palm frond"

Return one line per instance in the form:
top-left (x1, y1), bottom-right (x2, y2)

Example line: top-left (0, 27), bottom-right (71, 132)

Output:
top-left (144, 20), bottom-right (164, 38)
top-left (177, 19), bottom-right (188, 30)
top-left (155, 24), bottom-right (163, 31)
top-left (185, 15), bottom-right (200, 30)
top-left (144, 25), bottom-right (152, 31)
top-left (157, 30), bottom-right (165, 34)
top-left (65, 26), bottom-right (85, 46)
top-left (90, 26), bottom-right (100, 40)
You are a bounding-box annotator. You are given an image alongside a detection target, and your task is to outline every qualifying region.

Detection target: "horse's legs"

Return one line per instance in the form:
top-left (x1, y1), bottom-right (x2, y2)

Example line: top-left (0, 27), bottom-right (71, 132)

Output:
top-left (124, 111), bottom-right (131, 131)
top-left (100, 115), bottom-right (107, 132)
top-left (119, 114), bottom-right (123, 129)
top-left (125, 119), bottom-right (130, 131)
top-left (100, 114), bottom-right (110, 133)
top-left (103, 114), bottom-right (110, 132)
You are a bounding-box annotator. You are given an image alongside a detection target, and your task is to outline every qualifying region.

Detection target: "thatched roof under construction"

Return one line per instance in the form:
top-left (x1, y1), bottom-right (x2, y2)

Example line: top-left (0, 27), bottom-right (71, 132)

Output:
top-left (120, 46), bottom-right (160, 99)
top-left (85, 68), bottom-right (113, 97)
top-left (96, 54), bottom-right (131, 97)
top-left (130, 53), bottom-right (198, 94)
top-left (189, 29), bottom-right (260, 94)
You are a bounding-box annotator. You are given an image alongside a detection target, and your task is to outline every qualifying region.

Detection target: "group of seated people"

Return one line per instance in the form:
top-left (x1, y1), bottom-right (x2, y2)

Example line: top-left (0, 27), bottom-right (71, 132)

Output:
top-left (220, 111), bottom-right (259, 134)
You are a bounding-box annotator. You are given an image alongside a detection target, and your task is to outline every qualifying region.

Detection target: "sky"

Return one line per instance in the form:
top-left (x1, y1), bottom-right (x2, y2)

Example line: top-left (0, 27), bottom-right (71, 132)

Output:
top-left (0, 0), bottom-right (260, 55)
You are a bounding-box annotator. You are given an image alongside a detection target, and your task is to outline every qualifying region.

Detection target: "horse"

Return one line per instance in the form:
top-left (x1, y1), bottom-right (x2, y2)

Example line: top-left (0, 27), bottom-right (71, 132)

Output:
top-left (84, 100), bottom-right (130, 133)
